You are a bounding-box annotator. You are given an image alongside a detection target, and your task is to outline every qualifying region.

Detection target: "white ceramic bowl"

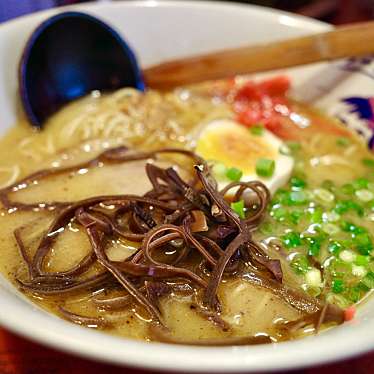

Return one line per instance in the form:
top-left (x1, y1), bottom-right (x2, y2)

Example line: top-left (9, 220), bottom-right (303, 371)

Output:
top-left (0, 1), bottom-right (373, 372)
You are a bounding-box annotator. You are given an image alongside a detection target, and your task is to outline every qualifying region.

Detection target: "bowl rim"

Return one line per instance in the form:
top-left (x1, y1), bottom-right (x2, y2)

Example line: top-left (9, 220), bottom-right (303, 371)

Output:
top-left (0, 0), bottom-right (330, 38)
top-left (0, 1), bottom-right (372, 372)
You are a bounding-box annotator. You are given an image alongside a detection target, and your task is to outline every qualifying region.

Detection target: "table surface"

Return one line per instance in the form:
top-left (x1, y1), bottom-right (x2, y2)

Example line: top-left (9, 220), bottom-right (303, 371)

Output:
top-left (0, 327), bottom-right (372, 374)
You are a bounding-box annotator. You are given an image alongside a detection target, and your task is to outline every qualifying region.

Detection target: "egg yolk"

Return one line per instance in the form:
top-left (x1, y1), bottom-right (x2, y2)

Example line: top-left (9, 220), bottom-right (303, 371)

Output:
top-left (196, 122), bottom-right (277, 174)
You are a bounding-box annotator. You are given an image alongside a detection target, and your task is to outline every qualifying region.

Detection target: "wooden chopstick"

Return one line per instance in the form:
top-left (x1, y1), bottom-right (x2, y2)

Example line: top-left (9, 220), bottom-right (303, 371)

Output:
top-left (143, 21), bottom-right (374, 90)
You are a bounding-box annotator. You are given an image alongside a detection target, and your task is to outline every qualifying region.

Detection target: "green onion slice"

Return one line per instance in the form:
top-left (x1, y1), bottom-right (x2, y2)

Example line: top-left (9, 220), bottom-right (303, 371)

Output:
top-left (256, 158), bottom-right (275, 178)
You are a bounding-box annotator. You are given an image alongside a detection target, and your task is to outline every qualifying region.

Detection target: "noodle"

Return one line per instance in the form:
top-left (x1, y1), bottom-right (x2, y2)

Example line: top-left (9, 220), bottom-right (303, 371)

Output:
top-left (0, 77), bottom-right (371, 345)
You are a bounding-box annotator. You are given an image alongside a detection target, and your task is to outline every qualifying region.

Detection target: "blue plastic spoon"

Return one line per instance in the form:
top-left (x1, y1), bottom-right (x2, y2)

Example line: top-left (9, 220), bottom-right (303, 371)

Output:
top-left (19, 11), bottom-right (144, 128)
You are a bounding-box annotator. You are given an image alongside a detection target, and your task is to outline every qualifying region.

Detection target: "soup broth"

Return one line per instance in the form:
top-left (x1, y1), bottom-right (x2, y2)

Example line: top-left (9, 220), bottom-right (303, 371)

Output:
top-left (0, 78), bottom-right (372, 344)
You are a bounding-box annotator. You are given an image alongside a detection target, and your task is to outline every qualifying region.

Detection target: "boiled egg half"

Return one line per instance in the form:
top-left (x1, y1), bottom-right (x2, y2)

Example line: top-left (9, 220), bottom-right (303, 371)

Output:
top-left (195, 119), bottom-right (294, 194)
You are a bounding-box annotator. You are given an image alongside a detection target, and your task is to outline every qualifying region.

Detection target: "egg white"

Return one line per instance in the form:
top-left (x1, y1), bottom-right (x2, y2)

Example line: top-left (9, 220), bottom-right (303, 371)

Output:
top-left (194, 119), bottom-right (294, 194)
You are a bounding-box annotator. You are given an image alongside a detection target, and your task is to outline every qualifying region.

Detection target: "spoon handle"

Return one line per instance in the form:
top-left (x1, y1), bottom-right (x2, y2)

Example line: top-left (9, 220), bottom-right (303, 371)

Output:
top-left (143, 21), bottom-right (374, 89)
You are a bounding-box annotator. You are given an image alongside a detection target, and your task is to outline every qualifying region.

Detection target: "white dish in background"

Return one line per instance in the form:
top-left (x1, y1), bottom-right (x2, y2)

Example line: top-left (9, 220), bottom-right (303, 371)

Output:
top-left (0, 1), bottom-right (373, 372)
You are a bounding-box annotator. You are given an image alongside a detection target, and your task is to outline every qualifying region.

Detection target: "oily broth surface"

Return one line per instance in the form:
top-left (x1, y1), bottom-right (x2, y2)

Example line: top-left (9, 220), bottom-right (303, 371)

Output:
top-left (0, 143), bottom-right (300, 342)
top-left (0, 85), bottom-right (370, 342)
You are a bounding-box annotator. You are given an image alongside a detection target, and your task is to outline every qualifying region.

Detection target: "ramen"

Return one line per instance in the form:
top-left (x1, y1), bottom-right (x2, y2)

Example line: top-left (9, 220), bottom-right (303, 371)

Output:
top-left (0, 76), bottom-right (372, 345)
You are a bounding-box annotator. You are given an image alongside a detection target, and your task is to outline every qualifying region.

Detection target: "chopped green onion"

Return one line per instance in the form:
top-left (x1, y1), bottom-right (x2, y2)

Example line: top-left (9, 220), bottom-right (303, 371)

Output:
top-left (249, 124), bottom-right (264, 136)
top-left (290, 177), bottom-right (307, 190)
top-left (328, 241), bottom-right (343, 255)
top-left (256, 158), bottom-right (275, 178)
top-left (355, 255), bottom-right (370, 267)
top-left (339, 250), bottom-right (356, 263)
top-left (340, 221), bottom-right (365, 234)
top-left (313, 188), bottom-right (335, 204)
top-left (336, 137), bottom-right (350, 147)
top-left (282, 231), bottom-right (301, 248)
top-left (277, 191), bottom-right (292, 206)
top-left (369, 200), bottom-right (374, 211)
top-left (211, 162), bottom-right (227, 179)
top-left (323, 211), bottom-right (340, 223)
top-left (341, 183), bottom-right (355, 195)
top-left (326, 293), bottom-right (350, 308)
top-left (361, 272), bottom-right (374, 289)
top-left (362, 158), bottom-right (374, 168)
top-left (303, 190), bottom-right (315, 200)
top-left (335, 201), bottom-right (364, 216)
top-left (350, 201), bottom-right (364, 216)
top-left (291, 255), bottom-right (309, 274)
top-left (322, 223), bottom-right (340, 235)
top-left (367, 213), bottom-right (374, 222)
top-left (353, 178), bottom-right (369, 190)
top-left (347, 286), bottom-right (363, 303)
top-left (230, 200), bottom-right (245, 219)
top-left (354, 233), bottom-right (373, 255)
top-left (304, 236), bottom-right (323, 257)
top-left (285, 141), bottom-right (301, 153)
top-left (352, 265), bottom-right (367, 278)
top-left (271, 206), bottom-right (288, 222)
top-left (329, 258), bottom-right (352, 278)
top-left (289, 191), bottom-right (308, 205)
top-left (332, 279), bottom-right (345, 293)
top-left (226, 167), bottom-right (243, 182)
top-left (289, 210), bottom-right (303, 225)
top-left (334, 201), bottom-right (350, 215)
top-left (305, 268), bottom-right (322, 287)
top-left (272, 189), bottom-right (290, 205)
top-left (355, 189), bottom-right (374, 202)
top-left (309, 207), bottom-right (323, 224)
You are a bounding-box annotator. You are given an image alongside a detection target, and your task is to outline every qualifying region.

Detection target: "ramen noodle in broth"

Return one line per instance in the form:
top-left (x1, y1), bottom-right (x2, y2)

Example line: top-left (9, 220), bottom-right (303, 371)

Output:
top-left (0, 76), bottom-right (373, 345)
